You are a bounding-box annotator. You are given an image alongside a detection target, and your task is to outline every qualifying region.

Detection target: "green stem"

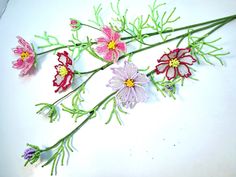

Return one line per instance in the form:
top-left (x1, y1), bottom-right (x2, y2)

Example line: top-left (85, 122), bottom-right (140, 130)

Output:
top-left (37, 42), bottom-right (96, 56)
top-left (81, 23), bottom-right (101, 31)
top-left (122, 14), bottom-right (236, 40)
top-left (36, 14), bottom-right (236, 56)
top-left (51, 71), bottom-right (98, 105)
top-left (41, 92), bottom-right (116, 152)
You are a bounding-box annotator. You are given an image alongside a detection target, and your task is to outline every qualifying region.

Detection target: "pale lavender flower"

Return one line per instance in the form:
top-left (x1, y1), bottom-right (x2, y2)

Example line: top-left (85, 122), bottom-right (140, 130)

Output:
top-left (108, 61), bottom-right (149, 108)
top-left (23, 148), bottom-right (36, 160)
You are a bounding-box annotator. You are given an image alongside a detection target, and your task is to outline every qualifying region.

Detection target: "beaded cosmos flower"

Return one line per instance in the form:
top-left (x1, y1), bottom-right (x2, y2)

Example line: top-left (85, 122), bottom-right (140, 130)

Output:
top-left (12, 36), bottom-right (35, 76)
top-left (70, 18), bottom-right (81, 31)
top-left (155, 48), bottom-right (196, 80)
top-left (96, 26), bottom-right (126, 62)
top-left (23, 144), bottom-right (41, 166)
top-left (108, 61), bottom-right (149, 108)
top-left (23, 148), bottom-right (36, 160)
top-left (53, 51), bottom-right (74, 93)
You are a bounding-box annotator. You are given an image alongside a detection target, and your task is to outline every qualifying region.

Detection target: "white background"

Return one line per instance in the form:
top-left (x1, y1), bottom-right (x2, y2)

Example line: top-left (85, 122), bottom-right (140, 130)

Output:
top-left (0, 0), bottom-right (236, 177)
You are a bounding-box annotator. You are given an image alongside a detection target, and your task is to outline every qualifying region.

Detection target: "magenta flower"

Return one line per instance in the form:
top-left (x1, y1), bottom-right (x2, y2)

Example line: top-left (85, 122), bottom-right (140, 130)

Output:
top-left (12, 36), bottom-right (35, 76)
top-left (70, 18), bottom-right (81, 30)
top-left (155, 48), bottom-right (197, 80)
top-left (96, 26), bottom-right (126, 63)
top-left (53, 51), bottom-right (74, 93)
top-left (108, 61), bottom-right (149, 108)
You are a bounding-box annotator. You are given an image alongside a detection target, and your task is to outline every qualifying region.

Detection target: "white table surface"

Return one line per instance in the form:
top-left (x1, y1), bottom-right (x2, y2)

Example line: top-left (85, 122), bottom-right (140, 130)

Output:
top-left (0, 0), bottom-right (236, 177)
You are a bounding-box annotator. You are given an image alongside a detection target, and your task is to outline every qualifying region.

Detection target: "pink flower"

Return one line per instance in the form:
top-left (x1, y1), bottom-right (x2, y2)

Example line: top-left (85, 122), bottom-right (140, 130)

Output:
top-left (12, 36), bottom-right (35, 76)
top-left (53, 51), bottom-right (74, 93)
top-left (155, 48), bottom-right (197, 80)
top-left (96, 26), bottom-right (126, 63)
top-left (70, 18), bottom-right (81, 30)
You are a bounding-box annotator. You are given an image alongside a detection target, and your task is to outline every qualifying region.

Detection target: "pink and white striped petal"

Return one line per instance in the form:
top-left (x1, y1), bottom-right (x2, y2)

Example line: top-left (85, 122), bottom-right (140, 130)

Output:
top-left (166, 67), bottom-right (176, 80)
top-left (53, 74), bottom-right (64, 86)
top-left (168, 50), bottom-right (178, 59)
top-left (155, 63), bottom-right (169, 74)
top-left (177, 64), bottom-right (191, 78)
top-left (158, 54), bottom-right (169, 62)
top-left (177, 48), bottom-right (191, 58)
top-left (179, 55), bottom-right (196, 65)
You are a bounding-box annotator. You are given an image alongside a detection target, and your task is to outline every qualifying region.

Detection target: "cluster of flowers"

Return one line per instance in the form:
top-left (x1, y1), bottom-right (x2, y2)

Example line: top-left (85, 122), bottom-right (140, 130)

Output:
top-left (13, 25), bottom-right (196, 111)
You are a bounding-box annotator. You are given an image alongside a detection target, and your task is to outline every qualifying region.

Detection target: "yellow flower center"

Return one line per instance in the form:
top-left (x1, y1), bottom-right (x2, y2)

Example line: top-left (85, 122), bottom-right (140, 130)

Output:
top-left (169, 58), bottom-right (180, 67)
top-left (107, 40), bottom-right (116, 50)
top-left (58, 66), bottom-right (68, 77)
top-left (20, 52), bottom-right (30, 61)
top-left (124, 79), bottom-right (135, 88)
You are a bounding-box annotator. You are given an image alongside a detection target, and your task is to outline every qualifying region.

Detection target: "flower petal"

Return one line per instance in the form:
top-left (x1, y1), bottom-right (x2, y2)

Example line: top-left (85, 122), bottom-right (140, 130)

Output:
top-left (53, 74), bottom-right (64, 86)
top-left (12, 59), bottom-right (25, 69)
top-left (102, 26), bottom-right (113, 39)
top-left (57, 54), bottom-right (67, 65)
top-left (134, 86), bottom-right (148, 102)
top-left (124, 61), bottom-right (138, 78)
top-left (111, 67), bottom-right (127, 80)
top-left (19, 63), bottom-right (34, 76)
top-left (177, 64), bottom-right (191, 78)
top-left (63, 73), bottom-right (73, 89)
top-left (13, 47), bottom-right (24, 55)
top-left (168, 49), bottom-right (178, 59)
top-left (96, 44), bottom-right (108, 54)
top-left (108, 76), bottom-right (124, 90)
top-left (134, 73), bottom-right (149, 84)
top-left (112, 50), bottom-right (119, 63)
top-left (116, 87), bottom-right (130, 102)
top-left (179, 55), bottom-right (196, 65)
top-left (97, 37), bottom-right (108, 43)
top-left (57, 51), bottom-right (72, 65)
top-left (25, 56), bottom-right (34, 64)
top-left (17, 36), bottom-right (32, 52)
top-left (177, 48), bottom-right (191, 58)
top-left (113, 31), bottom-right (121, 41)
top-left (166, 67), bottom-right (176, 80)
top-left (155, 63), bottom-right (169, 74)
top-left (104, 50), bottom-right (113, 61)
top-left (116, 42), bottom-right (126, 52)
top-left (158, 54), bottom-right (169, 62)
